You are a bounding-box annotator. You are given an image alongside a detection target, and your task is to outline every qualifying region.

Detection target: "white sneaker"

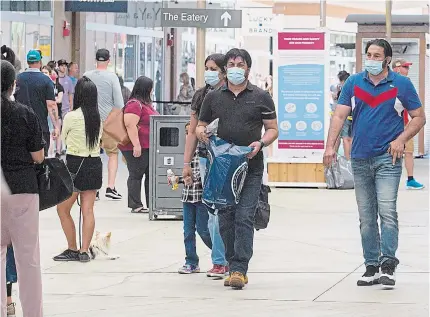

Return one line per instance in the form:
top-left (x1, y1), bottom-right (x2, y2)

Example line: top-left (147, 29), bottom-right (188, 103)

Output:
top-left (379, 264), bottom-right (396, 289)
top-left (7, 302), bottom-right (16, 317)
top-left (357, 266), bottom-right (380, 286)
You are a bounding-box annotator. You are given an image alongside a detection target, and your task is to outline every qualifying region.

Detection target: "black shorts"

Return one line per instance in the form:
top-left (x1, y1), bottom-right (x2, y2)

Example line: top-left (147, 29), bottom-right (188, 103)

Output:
top-left (66, 155), bottom-right (102, 192)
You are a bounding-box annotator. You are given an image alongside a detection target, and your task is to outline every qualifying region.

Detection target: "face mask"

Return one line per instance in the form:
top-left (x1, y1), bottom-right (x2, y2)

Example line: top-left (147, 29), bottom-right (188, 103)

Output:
top-left (204, 70), bottom-right (220, 87)
top-left (364, 59), bottom-right (384, 76)
top-left (227, 67), bottom-right (246, 85)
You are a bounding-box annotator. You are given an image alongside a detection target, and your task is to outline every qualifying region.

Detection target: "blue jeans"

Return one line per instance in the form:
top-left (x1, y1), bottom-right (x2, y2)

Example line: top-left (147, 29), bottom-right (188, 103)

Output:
top-left (183, 202), bottom-right (212, 266)
top-left (6, 246), bottom-right (17, 283)
top-left (199, 157), bottom-right (227, 266)
top-left (352, 152), bottom-right (402, 267)
top-left (219, 171), bottom-right (263, 275)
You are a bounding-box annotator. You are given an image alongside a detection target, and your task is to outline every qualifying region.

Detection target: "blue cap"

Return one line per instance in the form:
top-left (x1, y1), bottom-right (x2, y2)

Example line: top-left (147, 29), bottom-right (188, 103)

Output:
top-left (27, 50), bottom-right (41, 62)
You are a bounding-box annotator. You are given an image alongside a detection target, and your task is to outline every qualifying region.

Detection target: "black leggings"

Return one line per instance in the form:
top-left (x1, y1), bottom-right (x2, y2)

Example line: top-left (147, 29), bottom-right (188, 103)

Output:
top-left (6, 282), bottom-right (12, 297)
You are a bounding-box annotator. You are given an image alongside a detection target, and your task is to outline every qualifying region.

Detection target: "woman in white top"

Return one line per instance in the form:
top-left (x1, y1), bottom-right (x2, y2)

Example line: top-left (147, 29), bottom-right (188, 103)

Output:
top-left (53, 77), bottom-right (103, 263)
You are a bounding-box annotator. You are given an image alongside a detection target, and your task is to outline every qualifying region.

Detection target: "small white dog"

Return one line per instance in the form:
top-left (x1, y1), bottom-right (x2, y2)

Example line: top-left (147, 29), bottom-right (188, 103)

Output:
top-left (89, 231), bottom-right (120, 260)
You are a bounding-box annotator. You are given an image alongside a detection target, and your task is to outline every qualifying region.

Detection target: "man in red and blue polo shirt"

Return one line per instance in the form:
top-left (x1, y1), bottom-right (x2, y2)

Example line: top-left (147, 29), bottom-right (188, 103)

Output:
top-left (324, 39), bottom-right (426, 288)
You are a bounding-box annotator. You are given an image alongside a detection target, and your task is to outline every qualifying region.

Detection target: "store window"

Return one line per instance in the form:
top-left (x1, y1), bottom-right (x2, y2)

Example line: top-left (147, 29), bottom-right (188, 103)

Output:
top-left (11, 22), bottom-right (25, 65)
top-left (39, 25), bottom-right (52, 64)
top-left (25, 24), bottom-right (39, 57)
top-left (1, 21), bottom-right (11, 47)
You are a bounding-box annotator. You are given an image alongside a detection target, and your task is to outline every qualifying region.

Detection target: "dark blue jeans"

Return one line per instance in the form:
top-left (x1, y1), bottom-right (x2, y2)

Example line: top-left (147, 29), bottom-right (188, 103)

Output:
top-left (183, 202), bottom-right (212, 266)
top-left (6, 245), bottom-right (17, 283)
top-left (352, 152), bottom-right (402, 267)
top-left (219, 171), bottom-right (263, 275)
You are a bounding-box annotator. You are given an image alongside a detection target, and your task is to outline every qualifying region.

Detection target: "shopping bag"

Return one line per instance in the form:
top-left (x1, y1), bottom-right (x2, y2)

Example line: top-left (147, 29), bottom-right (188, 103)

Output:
top-left (324, 155), bottom-right (354, 189)
top-left (202, 135), bottom-right (252, 213)
top-left (37, 158), bottom-right (74, 211)
top-left (254, 184), bottom-right (271, 230)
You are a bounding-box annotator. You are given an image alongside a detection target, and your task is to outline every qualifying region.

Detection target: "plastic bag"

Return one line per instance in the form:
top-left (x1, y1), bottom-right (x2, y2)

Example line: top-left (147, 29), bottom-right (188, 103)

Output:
top-left (325, 155), bottom-right (354, 189)
top-left (254, 184), bottom-right (271, 230)
top-left (202, 135), bottom-right (252, 213)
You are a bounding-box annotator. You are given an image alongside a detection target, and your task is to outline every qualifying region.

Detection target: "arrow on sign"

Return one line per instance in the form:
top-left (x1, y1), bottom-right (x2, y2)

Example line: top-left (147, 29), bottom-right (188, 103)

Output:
top-left (221, 11), bottom-right (231, 27)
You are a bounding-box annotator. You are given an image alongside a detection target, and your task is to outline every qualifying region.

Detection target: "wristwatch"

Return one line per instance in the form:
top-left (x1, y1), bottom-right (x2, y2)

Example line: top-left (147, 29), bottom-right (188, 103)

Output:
top-left (258, 140), bottom-right (266, 152)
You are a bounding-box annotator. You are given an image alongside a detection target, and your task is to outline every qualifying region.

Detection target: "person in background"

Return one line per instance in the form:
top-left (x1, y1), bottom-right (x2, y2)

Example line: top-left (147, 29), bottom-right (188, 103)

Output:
top-left (2, 46), bottom-right (22, 317)
top-left (68, 62), bottom-right (79, 87)
top-left (53, 77), bottom-right (103, 263)
top-left (119, 76), bottom-right (159, 213)
top-left (84, 49), bottom-right (124, 201)
top-left (183, 53), bottom-right (229, 277)
top-left (42, 66), bottom-right (64, 158)
top-left (1, 45), bottom-right (21, 74)
top-left (15, 50), bottom-right (58, 156)
top-left (190, 77), bottom-right (196, 91)
top-left (392, 58), bottom-right (424, 190)
top-left (57, 59), bottom-right (74, 118)
top-left (324, 39), bottom-right (426, 288)
top-left (197, 48), bottom-right (279, 289)
top-left (47, 60), bottom-right (57, 72)
top-left (118, 75), bottom-right (131, 106)
top-left (335, 71), bottom-right (352, 159)
top-left (1, 59), bottom-right (45, 317)
top-left (265, 75), bottom-right (273, 97)
top-left (177, 72), bottom-right (194, 115)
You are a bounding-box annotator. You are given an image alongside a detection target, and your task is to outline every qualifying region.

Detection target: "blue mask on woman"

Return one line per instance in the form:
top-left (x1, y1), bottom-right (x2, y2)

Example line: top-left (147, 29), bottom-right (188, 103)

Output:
top-left (204, 70), bottom-right (220, 87)
top-left (364, 59), bottom-right (384, 76)
top-left (227, 67), bottom-right (246, 85)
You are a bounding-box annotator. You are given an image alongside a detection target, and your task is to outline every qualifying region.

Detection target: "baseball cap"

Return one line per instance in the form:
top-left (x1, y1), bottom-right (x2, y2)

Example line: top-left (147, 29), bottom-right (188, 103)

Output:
top-left (57, 59), bottom-right (68, 66)
top-left (393, 58), bottom-right (412, 68)
top-left (27, 50), bottom-right (42, 62)
top-left (96, 49), bottom-right (110, 62)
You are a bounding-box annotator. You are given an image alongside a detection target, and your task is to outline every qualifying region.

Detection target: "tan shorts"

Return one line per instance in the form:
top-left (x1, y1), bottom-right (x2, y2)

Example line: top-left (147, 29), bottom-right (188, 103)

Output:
top-left (405, 138), bottom-right (414, 153)
top-left (101, 130), bottom-right (119, 156)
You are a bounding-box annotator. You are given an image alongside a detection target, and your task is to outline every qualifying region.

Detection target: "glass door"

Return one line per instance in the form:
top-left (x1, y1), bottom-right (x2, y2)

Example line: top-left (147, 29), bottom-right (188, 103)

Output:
top-left (139, 36), bottom-right (153, 79)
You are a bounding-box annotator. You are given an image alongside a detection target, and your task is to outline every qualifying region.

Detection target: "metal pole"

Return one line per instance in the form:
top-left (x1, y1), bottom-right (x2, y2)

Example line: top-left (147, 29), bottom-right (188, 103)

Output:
top-left (196, 0), bottom-right (206, 89)
top-left (320, 0), bottom-right (326, 27)
top-left (385, 0), bottom-right (392, 43)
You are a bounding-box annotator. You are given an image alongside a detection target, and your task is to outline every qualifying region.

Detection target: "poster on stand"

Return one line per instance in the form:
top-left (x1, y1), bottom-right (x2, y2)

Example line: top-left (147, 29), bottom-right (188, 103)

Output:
top-left (272, 30), bottom-right (330, 163)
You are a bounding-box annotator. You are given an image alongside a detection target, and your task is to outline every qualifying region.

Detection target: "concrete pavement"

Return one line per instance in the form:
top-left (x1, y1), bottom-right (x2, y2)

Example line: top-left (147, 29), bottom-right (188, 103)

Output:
top-left (13, 157), bottom-right (430, 316)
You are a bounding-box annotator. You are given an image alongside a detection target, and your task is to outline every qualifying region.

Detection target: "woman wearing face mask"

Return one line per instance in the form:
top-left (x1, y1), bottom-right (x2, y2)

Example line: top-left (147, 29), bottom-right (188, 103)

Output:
top-left (181, 53), bottom-right (229, 277)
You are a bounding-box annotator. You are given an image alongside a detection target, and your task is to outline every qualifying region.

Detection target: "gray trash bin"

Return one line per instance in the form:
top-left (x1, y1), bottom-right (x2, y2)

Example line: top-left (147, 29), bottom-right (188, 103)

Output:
top-left (149, 115), bottom-right (189, 220)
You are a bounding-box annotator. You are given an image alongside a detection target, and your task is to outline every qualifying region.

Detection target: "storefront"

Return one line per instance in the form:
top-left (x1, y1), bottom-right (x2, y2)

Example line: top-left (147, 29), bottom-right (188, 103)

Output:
top-left (0, 0), bottom-right (53, 66)
top-left (83, 1), bottom-right (164, 99)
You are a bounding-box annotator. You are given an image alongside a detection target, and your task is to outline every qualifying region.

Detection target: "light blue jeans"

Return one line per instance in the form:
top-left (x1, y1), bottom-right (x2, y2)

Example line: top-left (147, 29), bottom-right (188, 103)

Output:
top-left (200, 157), bottom-right (227, 266)
top-left (351, 152), bottom-right (402, 267)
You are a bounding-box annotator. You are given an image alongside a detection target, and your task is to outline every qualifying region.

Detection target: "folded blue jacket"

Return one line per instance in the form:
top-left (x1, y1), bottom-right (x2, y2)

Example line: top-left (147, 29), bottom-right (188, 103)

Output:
top-left (202, 135), bottom-right (252, 213)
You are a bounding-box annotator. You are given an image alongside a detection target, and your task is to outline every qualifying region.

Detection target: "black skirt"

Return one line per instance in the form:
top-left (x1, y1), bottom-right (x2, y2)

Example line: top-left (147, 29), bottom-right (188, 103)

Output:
top-left (66, 155), bottom-right (102, 192)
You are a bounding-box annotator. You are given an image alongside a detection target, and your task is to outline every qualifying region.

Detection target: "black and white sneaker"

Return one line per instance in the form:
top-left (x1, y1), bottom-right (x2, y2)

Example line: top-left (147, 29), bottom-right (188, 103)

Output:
top-left (79, 251), bottom-right (91, 263)
top-left (95, 191), bottom-right (100, 201)
top-left (357, 265), bottom-right (380, 286)
top-left (379, 263), bottom-right (396, 288)
top-left (105, 187), bottom-right (122, 200)
top-left (53, 249), bottom-right (80, 262)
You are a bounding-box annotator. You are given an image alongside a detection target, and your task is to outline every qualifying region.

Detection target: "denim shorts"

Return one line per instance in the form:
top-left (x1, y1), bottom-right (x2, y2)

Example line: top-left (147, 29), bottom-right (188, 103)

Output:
top-left (340, 119), bottom-right (352, 138)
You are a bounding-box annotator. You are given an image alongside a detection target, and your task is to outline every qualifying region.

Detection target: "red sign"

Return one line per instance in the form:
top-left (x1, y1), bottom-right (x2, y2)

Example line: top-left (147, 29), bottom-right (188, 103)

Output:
top-left (278, 32), bottom-right (325, 50)
top-left (278, 140), bottom-right (325, 150)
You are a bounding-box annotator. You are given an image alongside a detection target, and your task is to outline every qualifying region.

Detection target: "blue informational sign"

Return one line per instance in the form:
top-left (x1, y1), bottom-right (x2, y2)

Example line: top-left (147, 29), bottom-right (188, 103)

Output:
top-left (277, 63), bottom-right (325, 150)
top-left (65, 0), bottom-right (128, 13)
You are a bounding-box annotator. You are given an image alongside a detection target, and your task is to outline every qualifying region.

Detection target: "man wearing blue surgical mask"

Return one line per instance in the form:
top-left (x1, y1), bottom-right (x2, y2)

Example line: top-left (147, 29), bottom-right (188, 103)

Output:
top-left (324, 39), bottom-right (426, 289)
top-left (196, 48), bottom-right (279, 289)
